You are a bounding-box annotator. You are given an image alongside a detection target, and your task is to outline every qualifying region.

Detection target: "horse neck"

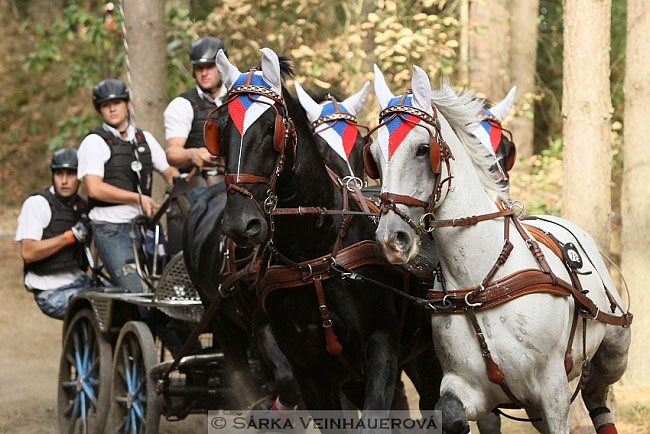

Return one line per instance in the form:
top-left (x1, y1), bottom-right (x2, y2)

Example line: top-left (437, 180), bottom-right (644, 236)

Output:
top-left (432, 141), bottom-right (533, 289)
top-left (272, 104), bottom-right (344, 260)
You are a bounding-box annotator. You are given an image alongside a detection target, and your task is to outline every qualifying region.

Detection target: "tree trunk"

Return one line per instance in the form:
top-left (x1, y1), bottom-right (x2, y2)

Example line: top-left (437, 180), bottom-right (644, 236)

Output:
top-left (508, 0), bottom-right (539, 158)
top-left (622, 0), bottom-right (650, 387)
top-left (561, 0), bottom-right (612, 249)
top-left (122, 0), bottom-right (168, 203)
top-left (468, 0), bottom-right (510, 100)
top-left (562, 0), bottom-right (613, 428)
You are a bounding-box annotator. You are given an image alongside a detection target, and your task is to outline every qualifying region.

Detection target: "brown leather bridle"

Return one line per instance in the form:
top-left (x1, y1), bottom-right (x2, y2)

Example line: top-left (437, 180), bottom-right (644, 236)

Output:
top-left (363, 93), bottom-right (455, 234)
top-left (203, 69), bottom-right (297, 232)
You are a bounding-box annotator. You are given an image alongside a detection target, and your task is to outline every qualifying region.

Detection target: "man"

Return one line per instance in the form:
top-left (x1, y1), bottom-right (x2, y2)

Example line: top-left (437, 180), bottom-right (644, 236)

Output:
top-left (164, 37), bottom-right (228, 253)
top-left (164, 36), bottom-right (227, 197)
top-left (16, 148), bottom-right (90, 319)
top-left (77, 78), bottom-right (177, 293)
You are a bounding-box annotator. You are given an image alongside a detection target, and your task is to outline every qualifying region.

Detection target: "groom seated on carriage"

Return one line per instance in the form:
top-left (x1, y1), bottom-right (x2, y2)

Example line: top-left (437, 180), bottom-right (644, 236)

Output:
top-left (16, 148), bottom-right (91, 320)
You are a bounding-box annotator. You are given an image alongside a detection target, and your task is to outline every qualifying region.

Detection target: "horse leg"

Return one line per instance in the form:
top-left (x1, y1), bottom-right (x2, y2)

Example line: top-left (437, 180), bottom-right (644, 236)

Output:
top-left (475, 411), bottom-right (501, 434)
top-left (363, 331), bottom-right (399, 410)
top-left (581, 324), bottom-right (631, 434)
top-left (435, 391), bottom-right (470, 434)
top-left (528, 364), bottom-right (571, 434)
top-left (253, 323), bottom-right (301, 411)
top-left (211, 315), bottom-right (261, 408)
top-left (402, 345), bottom-right (442, 410)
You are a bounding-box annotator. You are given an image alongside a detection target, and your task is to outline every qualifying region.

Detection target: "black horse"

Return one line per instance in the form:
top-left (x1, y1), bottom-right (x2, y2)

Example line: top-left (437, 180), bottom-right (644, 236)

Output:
top-left (211, 48), bottom-right (441, 419)
top-left (183, 182), bottom-right (302, 411)
top-left (181, 84), bottom-right (380, 414)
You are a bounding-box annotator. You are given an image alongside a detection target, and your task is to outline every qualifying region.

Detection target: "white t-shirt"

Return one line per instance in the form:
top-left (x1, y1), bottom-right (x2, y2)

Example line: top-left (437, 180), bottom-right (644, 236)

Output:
top-left (164, 85), bottom-right (227, 140)
top-left (77, 123), bottom-right (170, 223)
top-left (15, 186), bottom-right (86, 291)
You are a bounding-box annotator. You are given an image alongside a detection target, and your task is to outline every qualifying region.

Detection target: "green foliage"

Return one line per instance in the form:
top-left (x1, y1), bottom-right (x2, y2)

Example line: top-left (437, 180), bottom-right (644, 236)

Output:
top-left (20, 2), bottom-right (124, 151)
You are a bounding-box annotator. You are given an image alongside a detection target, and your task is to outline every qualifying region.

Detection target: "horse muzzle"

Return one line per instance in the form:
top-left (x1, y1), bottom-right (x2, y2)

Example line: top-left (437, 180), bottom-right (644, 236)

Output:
top-left (376, 215), bottom-right (419, 264)
top-left (222, 195), bottom-right (269, 247)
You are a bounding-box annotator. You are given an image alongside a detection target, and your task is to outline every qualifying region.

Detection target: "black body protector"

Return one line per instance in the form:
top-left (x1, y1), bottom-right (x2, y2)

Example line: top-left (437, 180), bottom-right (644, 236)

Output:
top-left (24, 189), bottom-right (88, 276)
top-left (179, 88), bottom-right (216, 162)
top-left (87, 127), bottom-right (153, 208)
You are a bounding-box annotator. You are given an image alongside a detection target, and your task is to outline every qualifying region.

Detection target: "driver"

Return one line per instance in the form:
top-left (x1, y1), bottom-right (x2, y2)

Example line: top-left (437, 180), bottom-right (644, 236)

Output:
top-left (77, 78), bottom-right (177, 292)
top-left (16, 148), bottom-right (90, 319)
top-left (164, 36), bottom-right (228, 200)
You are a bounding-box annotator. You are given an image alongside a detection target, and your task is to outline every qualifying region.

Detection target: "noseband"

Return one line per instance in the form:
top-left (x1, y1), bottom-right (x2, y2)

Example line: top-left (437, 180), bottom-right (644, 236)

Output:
top-left (204, 69), bottom-right (297, 231)
top-left (363, 93), bottom-right (454, 234)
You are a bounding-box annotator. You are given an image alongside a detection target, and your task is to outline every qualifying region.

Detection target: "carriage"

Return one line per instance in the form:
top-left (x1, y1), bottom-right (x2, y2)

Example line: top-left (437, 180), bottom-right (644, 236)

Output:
top-left (56, 181), bottom-right (275, 434)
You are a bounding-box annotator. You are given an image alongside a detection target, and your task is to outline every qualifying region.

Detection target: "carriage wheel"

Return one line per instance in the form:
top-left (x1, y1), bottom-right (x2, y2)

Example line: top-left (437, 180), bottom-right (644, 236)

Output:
top-left (58, 308), bottom-right (112, 434)
top-left (110, 321), bottom-right (161, 434)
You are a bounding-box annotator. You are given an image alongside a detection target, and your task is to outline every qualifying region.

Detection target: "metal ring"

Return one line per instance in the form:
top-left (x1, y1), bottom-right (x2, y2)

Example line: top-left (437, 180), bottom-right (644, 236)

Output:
top-left (418, 213), bottom-right (436, 233)
top-left (342, 176), bottom-right (363, 192)
top-left (510, 200), bottom-right (524, 216)
top-left (301, 264), bottom-right (313, 281)
top-left (464, 292), bottom-right (482, 308)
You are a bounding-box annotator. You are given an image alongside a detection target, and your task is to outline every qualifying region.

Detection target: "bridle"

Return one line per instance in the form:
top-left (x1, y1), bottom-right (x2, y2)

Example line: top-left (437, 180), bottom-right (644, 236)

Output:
top-left (203, 69), bottom-right (297, 230)
top-left (312, 95), bottom-right (370, 184)
top-left (363, 92), bottom-right (455, 234)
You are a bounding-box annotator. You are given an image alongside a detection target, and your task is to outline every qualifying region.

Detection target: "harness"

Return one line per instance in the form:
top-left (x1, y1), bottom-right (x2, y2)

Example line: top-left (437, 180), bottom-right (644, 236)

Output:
top-left (369, 100), bottom-right (633, 408)
top-left (363, 92), bottom-right (455, 235)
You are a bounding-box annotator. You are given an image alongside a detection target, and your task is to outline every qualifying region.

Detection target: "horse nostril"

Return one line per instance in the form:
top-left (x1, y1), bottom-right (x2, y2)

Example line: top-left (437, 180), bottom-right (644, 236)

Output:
top-left (390, 231), bottom-right (411, 252)
top-left (245, 218), bottom-right (261, 236)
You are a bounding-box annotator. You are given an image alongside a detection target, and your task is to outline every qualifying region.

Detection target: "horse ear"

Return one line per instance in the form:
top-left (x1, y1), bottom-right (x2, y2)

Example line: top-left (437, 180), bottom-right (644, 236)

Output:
top-left (411, 65), bottom-right (433, 115)
top-left (341, 81), bottom-right (370, 116)
top-left (373, 64), bottom-right (395, 109)
top-left (294, 81), bottom-right (322, 123)
top-left (260, 47), bottom-right (282, 95)
top-left (491, 86), bottom-right (517, 122)
top-left (216, 49), bottom-right (241, 90)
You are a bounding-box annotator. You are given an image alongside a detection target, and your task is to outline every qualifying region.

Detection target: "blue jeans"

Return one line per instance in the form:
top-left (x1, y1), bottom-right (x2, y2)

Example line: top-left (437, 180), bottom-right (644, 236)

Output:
top-left (33, 275), bottom-right (91, 320)
top-left (185, 185), bottom-right (209, 204)
top-left (92, 222), bottom-right (143, 293)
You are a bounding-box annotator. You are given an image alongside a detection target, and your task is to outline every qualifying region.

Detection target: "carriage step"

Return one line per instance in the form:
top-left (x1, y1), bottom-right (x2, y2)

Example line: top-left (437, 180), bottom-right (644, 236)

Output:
top-left (150, 352), bottom-right (225, 376)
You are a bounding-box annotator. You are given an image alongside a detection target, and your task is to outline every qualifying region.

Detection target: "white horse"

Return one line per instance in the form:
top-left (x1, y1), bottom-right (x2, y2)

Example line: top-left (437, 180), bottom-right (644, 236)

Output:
top-left (367, 65), bottom-right (632, 434)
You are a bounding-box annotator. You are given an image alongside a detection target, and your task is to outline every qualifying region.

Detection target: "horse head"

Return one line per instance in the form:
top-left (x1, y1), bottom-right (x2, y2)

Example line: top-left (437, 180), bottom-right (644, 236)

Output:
top-left (211, 48), bottom-right (296, 247)
top-left (368, 65), bottom-right (506, 264)
top-left (469, 86), bottom-right (518, 181)
top-left (295, 81), bottom-right (370, 179)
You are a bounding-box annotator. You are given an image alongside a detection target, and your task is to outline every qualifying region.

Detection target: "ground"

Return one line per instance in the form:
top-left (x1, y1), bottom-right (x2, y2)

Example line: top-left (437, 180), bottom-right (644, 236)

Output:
top-left (1, 207), bottom-right (648, 433)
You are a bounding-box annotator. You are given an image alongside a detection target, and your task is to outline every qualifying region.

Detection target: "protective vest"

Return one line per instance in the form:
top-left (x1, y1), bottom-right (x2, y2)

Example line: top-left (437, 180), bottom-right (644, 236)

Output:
top-left (87, 127), bottom-right (153, 208)
top-left (24, 189), bottom-right (87, 276)
top-left (180, 88), bottom-right (217, 170)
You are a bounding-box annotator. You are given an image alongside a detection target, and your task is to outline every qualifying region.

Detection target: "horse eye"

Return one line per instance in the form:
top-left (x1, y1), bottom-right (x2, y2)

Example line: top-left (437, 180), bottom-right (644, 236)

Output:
top-left (416, 144), bottom-right (429, 157)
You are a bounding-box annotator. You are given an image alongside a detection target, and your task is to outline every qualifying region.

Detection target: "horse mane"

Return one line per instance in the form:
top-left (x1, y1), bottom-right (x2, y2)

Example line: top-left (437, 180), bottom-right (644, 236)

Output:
top-left (431, 78), bottom-right (509, 202)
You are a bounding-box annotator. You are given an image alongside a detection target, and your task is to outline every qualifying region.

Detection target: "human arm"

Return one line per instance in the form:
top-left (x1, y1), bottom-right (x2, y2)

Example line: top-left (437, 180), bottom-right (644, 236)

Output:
top-left (166, 140), bottom-right (217, 170)
top-left (21, 234), bottom-right (74, 263)
top-left (84, 175), bottom-right (159, 216)
top-left (161, 166), bottom-right (179, 185)
top-left (164, 96), bottom-right (217, 169)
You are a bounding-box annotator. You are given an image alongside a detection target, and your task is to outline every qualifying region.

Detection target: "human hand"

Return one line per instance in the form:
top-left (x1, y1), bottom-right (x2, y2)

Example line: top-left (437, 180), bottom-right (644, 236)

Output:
top-left (140, 195), bottom-right (160, 217)
top-left (70, 220), bottom-right (90, 244)
top-left (191, 147), bottom-right (218, 169)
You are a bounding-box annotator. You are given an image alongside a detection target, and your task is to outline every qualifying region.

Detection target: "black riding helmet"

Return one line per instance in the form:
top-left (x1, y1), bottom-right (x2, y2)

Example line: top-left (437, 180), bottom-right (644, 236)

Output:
top-left (190, 37), bottom-right (227, 65)
top-left (92, 79), bottom-right (129, 111)
top-left (51, 147), bottom-right (78, 171)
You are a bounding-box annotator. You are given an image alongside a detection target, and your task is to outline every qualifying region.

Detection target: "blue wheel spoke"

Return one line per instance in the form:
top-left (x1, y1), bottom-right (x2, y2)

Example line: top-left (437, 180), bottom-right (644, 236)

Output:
top-left (81, 382), bottom-right (98, 409)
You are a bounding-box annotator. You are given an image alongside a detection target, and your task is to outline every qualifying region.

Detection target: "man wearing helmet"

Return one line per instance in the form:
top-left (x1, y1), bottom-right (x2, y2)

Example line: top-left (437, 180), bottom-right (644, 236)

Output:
top-left (77, 78), bottom-right (177, 293)
top-left (16, 148), bottom-right (91, 319)
top-left (164, 36), bottom-right (227, 192)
